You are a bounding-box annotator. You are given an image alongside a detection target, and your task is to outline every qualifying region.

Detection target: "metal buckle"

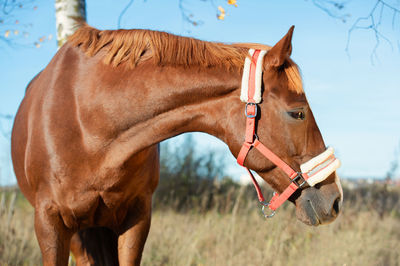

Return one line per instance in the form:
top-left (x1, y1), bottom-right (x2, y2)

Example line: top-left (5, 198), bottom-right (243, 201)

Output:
top-left (292, 172), bottom-right (307, 188)
top-left (245, 103), bottom-right (257, 118)
top-left (260, 200), bottom-right (276, 218)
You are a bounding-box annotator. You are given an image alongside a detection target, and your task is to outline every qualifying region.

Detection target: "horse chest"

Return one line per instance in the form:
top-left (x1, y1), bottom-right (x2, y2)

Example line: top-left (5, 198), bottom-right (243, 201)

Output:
top-left (59, 161), bottom-right (156, 229)
top-left (60, 188), bottom-right (133, 229)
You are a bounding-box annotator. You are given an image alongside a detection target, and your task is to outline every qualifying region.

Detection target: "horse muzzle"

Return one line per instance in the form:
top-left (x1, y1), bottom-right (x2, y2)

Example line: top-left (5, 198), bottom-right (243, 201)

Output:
top-left (294, 148), bottom-right (342, 226)
top-left (295, 176), bottom-right (342, 226)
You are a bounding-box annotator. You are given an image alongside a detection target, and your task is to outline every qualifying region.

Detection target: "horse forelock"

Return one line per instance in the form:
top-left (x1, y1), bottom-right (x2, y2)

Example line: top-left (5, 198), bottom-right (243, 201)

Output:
top-left (282, 59), bottom-right (303, 94)
top-left (68, 24), bottom-right (303, 94)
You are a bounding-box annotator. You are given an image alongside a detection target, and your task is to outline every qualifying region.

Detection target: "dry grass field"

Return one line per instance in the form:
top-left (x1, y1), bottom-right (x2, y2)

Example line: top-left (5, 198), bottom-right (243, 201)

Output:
top-left (143, 207), bottom-right (400, 266)
top-left (1, 185), bottom-right (400, 266)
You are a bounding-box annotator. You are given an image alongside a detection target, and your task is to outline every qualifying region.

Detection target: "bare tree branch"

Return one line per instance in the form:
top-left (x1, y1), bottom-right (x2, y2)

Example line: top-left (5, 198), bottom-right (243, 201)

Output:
top-left (178, 0), bottom-right (205, 31)
top-left (312, 0), bottom-right (350, 22)
top-left (0, 114), bottom-right (12, 120)
top-left (117, 0), bottom-right (207, 31)
top-left (312, 0), bottom-right (400, 62)
top-left (118, 0), bottom-right (135, 29)
top-left (0, 114), bottom-right (13, 139)
top-left (345, 0), bottom-right (399, 63)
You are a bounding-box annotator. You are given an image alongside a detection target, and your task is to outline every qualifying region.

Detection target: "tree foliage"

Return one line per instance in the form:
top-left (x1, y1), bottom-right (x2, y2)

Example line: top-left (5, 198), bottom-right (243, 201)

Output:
top-left (154, 135), bottom-right (267, 213)
top-left (154, 135), bottom-right (243, 212)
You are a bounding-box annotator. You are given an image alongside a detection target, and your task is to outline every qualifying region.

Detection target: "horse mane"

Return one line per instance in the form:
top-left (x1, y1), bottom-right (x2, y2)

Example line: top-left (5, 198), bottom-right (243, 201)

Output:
top-left (68, 24), bottom-right (303, 93)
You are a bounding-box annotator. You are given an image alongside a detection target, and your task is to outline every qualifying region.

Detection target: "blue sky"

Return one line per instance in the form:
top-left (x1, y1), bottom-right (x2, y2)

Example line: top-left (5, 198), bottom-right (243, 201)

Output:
top-left (0, 0), bottom-right (399, 184)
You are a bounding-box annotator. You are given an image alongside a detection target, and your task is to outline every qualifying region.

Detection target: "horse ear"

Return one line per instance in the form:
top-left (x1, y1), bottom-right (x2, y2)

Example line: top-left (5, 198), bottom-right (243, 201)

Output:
top-left (265, 26), bottom-right (294, 68)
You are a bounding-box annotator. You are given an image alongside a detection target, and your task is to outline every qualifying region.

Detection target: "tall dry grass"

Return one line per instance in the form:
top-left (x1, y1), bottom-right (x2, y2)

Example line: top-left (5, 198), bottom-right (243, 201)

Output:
top-left (0, 188), bottom-right (41, 265)
top-left (143, 200), bottom-right (400, 266)
top-left (1, 185), bottom-right (399, 266)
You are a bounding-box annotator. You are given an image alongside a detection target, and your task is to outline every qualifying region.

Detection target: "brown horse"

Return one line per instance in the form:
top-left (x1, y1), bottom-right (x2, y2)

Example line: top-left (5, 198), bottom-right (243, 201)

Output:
top-left (11, 24), bottom-right (342, 265)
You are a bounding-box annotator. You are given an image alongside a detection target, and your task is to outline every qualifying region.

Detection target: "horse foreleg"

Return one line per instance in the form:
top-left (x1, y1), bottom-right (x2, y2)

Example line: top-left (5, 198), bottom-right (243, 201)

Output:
top-left (34, 202), bottom-right (73, 266)
top-left (117, 196), bottom-right (152, 266)
top-left (70, 233), bottom-right (93, 266)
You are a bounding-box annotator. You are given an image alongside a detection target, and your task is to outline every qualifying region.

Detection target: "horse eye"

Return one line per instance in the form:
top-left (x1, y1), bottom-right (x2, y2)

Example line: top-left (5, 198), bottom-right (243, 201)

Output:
top-left (288, 110), bottom-right (305, 120)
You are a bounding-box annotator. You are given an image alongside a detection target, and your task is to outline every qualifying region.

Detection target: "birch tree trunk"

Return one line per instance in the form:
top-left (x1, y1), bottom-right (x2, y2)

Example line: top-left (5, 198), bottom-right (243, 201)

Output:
top-left (55, 0), bottom-right (86, 47)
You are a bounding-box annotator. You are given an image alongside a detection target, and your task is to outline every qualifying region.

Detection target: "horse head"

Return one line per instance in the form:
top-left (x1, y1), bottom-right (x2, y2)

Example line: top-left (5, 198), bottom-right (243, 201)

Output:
top-left (227, 27), bottom-right (342, 226)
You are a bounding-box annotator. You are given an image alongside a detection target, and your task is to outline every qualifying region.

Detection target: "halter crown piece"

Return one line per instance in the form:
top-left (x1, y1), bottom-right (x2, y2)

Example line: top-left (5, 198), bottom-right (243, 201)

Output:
top-left (237, 49), bottom-right (341, 218)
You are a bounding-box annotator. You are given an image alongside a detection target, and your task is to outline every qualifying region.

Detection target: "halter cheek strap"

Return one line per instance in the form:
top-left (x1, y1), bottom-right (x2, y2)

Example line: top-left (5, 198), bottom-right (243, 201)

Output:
top-left (237, 49), bottom-right (341, 218)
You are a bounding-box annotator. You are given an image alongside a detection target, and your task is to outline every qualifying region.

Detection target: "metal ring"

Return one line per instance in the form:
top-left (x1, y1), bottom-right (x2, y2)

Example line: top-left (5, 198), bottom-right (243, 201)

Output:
top-left (259, 200), bottom-right (276, 218)
top-left (261, 205), bottom-right (276, 218)
top-left (259, 200), bottom-right (270, 207)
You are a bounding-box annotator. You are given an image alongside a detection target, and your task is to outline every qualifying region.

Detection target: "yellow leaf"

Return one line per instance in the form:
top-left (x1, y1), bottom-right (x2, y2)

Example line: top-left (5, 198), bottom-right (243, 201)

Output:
top-left (14, 30), bottom-right (19, 35)
top-left (228, 0), bottom-right (238, 7)
top-left (34, 42), bottom-right (41, 48)
top-left (5, 30), bottom-right (10, 38)
top-left (217, 6), bottom-right (226, 20)
top-left (39, 37), bottom-right (45, 42)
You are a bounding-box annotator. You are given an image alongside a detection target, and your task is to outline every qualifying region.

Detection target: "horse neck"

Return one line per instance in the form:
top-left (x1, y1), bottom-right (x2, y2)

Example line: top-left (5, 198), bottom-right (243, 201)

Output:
top-left (99, 63), bottom-right (242, 167)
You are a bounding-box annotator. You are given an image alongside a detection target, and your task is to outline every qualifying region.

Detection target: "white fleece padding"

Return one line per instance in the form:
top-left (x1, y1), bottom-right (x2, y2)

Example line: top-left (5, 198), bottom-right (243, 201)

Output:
top-left (254, 50), bottom-right (267, 103)
top-left (240, 49), bottom-right (267, 103)
top-left (240, 49), bottom-right (254, 102)
top-left (306, 159), bottom-right (341, 187)
top-left (300, 147), bottom-right (334, 173)
top-left (300, 147), bottom-right (341, 187)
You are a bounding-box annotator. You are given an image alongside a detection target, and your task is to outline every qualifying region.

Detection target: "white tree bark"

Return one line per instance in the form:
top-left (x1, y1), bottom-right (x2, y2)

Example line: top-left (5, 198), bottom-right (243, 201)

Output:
top-left (55, 0), bottom-right (86, 47)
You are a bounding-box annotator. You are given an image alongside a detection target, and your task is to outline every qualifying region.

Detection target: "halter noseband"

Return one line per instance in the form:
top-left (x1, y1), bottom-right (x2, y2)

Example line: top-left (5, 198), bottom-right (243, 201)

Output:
top-left (237, 49), bottom-right (341, 218)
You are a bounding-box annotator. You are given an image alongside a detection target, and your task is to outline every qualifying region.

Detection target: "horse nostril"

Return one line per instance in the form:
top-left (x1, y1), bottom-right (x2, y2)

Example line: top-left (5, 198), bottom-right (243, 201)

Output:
top-left (331, 197), bottom-right (340, 217)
